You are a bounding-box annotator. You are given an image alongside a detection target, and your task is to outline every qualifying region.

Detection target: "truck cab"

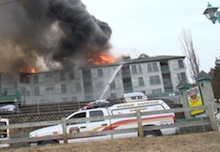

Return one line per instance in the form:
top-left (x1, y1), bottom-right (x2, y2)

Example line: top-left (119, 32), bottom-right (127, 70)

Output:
top-left (30, 107), bottom-right (112, 145)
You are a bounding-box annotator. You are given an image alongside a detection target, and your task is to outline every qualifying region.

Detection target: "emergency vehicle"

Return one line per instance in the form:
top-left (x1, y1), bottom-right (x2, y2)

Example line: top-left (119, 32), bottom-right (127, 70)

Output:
top-left (0, 118), bottom-right (10, 148)
top-left (29, 99), bottom-right (178, 146)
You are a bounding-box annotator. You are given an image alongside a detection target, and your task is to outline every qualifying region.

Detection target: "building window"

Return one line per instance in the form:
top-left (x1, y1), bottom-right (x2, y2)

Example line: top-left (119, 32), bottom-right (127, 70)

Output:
top-left (131, 64), bottom-right (142, 74)
top-left (20, 87), bottom-right (25, 96)
top-left (33, 74), bottom-right (44, 83)
top-left (177, 72), bottom-right (186, 82)
top-left (33, 75), bottom-right (39, 84)
top-left (84, 82), bottom-right (93, 93)
top-left (151, 88), bottom-right (162, 94)
top-left (70, 83), bottom-right (82, 93)
top-left (46, 87), bottom-right (54, 92)
top-left (39, 74), bottom-right (44, 83)
top-left (34, 87), bottom-right (39, 96)
top-left (19, 73), bottom-right (30, 83)
top-left (55, 84), bottom-right (67, 94)
top-left (69, 71), bottom-right (75, 80)
top-left (132, 65), bottom-right (137, 74)
top-left (60, 72), bottom-right (66, 81)
top-left (72, 96), bottom-right (78, 102)
top-left (110, 80), bottom-right (121, 90)
top-left (112, 67), bottom-right (121, 77)
top-left (55, 85), bottom-right (61, 94)
top-left (26, 90), bottom-right (31, 96)
top-left (95, 81), bottom-right (104, 91)
top-left (93, 69), bottom-right (103, 78)
top-left (133, 77), bottom-right (145, 87)
top-left (21, 87), bottom-right (31, 96)
top-left (147, 63), bottom-right (158, 72)
top-left (138, 77), bottom-right (145, 86)
top-left (110, 93), bottom-right (117, 99)
top-left (149, 75), bottom-right (161, 85)
top-left (110, 82), bottom-right (115, 90)
top-left (75, 83), bottom-right (82, 92)
top-left (98, 69), bottom-right (103, 77)
top-left (62, 97), bottom-right (68, 102)
top-left (39, 86), bottom-right (45, 95)
top-left (178, 59), bottom-right (184, 68)
top-left (85, 95), bottom-right (94, 101)
top-left (45, 73), bottom-right (52, 78)
top-left (61, 84), bottom-right (67, 93)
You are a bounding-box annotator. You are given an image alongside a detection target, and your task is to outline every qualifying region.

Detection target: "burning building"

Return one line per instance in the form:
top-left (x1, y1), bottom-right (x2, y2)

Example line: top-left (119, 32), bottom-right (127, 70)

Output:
top-left (0, 0), bottom-right (188, 105)
top-left (12, 55), bottom-right (187, 105)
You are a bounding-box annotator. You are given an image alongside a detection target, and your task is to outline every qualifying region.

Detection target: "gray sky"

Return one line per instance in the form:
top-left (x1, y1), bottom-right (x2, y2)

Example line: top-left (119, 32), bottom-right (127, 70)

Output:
top-left (83, 0), bottom-right (220, 73)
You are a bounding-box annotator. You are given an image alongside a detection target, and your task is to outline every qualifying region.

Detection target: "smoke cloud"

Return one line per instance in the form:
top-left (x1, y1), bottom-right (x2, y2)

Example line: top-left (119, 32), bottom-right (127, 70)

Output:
top-left (0, 0), bottom-right (112, 72)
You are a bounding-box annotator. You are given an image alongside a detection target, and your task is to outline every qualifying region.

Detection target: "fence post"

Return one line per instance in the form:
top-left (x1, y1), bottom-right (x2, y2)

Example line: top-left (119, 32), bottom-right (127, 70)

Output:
top-left (136, 110), bottom-right (144, 137)
top-left (61, 118), bottom-right (68, 144)
top-left (207, 103), bottom-right (218, 131)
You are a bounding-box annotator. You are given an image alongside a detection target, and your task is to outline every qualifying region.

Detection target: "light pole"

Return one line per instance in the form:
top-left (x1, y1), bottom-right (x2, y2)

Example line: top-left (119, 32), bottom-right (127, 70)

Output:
top-left (203, 2), bottom-right (220, 24)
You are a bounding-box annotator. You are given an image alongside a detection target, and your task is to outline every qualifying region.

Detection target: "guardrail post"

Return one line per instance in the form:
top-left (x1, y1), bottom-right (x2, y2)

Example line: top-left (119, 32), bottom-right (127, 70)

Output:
top-left (136, 110), bottom-right (144, 137)
top-left (61, 118), bottom-right (68, 144)
top-left (207, 103), bottom-right (218, 131)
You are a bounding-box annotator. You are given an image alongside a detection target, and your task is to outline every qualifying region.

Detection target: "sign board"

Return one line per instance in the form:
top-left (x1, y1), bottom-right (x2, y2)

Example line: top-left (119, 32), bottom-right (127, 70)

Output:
top-left (186, 86), bottom-right (204, 116)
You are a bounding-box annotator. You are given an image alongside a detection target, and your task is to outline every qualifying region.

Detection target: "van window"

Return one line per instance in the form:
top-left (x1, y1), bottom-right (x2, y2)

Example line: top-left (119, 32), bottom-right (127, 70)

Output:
top-left (69, 112), bottom-right (86, 124)
top-left (89, 110), bottom-right (104, 122)
top-left (111, 104), bottom-right (165, 115)
top-left (0, 121), bottom-right (7, 138)
top-left (145, 105), bottom-right (164, 111)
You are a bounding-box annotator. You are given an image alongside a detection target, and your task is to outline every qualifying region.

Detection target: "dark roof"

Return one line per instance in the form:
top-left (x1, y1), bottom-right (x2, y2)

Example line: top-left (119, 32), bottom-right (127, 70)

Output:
top-left (131, 55), bottom-right (185, 64)
top-left (176, 80), bottom-right (192, 90)
top-left (81, 55), bottom-right (185, 69)
top-left (196, 71), bottom-right (212, 82)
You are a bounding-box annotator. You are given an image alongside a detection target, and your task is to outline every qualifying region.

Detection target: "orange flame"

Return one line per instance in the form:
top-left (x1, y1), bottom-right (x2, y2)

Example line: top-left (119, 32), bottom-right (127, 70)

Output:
top-left (31, 68), bottom-right (36, 73)
top-left (19, 67), bottom-right (37, 73)
top-left (87, 52), bottom-right (116, 65)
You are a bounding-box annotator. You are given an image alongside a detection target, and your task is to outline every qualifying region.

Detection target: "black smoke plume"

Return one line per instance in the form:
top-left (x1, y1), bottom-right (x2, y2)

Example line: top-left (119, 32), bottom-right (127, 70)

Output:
top-left (0, 0), bottom-right (112, 72)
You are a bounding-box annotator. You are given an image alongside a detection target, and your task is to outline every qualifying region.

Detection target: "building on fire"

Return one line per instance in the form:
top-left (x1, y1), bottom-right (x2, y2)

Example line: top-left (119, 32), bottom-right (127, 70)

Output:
top-left (0, 54), bottom-right (187, 105)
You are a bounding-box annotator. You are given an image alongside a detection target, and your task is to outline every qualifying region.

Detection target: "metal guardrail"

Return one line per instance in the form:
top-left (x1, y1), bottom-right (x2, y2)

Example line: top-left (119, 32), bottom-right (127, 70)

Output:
top-left (19, 101), bottom-right (88, 114)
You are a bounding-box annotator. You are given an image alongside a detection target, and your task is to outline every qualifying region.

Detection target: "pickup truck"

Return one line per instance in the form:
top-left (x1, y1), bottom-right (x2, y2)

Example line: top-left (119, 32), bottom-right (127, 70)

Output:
top-left (29, 99), bottom-right (179, 146)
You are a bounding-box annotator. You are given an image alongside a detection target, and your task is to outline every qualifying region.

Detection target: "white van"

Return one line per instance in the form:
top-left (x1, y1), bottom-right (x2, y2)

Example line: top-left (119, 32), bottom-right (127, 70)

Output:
top-left (0, 118), bottom-right (10, 148)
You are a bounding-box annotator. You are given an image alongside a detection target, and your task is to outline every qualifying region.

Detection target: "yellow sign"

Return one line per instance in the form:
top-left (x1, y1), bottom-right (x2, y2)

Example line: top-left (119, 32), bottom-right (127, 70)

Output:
top-left (186, 86), bottom-right (204, 116)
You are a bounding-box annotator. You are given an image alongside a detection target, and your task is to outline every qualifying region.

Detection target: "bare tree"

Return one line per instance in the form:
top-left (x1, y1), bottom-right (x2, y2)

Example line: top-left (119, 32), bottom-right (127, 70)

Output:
top-left (179, 29), bottom-right (200, 82)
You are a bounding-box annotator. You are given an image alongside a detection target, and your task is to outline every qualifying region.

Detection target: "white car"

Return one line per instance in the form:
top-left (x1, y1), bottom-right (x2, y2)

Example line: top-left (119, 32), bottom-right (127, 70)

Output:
top-left (0, 103), bottom-right (20, 115)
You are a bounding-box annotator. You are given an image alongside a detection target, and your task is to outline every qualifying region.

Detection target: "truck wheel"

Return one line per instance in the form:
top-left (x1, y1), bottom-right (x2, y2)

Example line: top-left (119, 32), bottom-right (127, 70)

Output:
top-left (144, 131), bottom-right (158, 138)
top-left (41, 140), bottom-right (57, 146)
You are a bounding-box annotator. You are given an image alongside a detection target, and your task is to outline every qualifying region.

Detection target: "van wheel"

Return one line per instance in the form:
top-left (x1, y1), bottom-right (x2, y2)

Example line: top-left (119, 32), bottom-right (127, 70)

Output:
top-left (144, 131), bottom-right (158, 138)
top-left (41, 140), bottom-right (57, 146)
